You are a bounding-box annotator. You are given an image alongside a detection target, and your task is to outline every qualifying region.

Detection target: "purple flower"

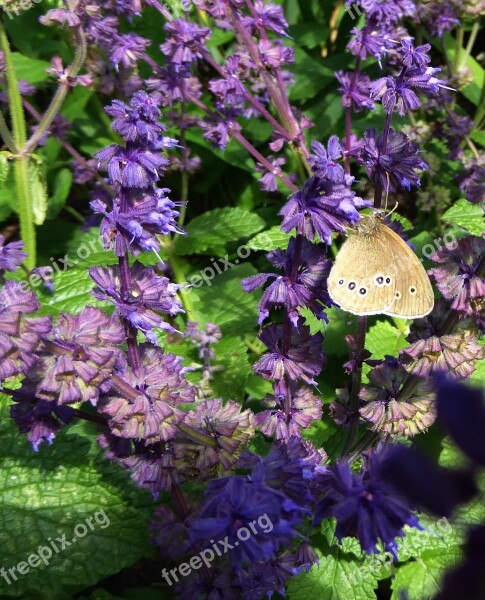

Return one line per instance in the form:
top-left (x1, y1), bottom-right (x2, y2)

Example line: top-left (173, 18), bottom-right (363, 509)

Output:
top-left (110, 33), bottom-right (150, 69)
top-left (371, 67), bottom-right (447, 115)
top-left (188, 475), bottom-right (305, 566)
top-left (347, 26), bottom-right (387, 60)
top-left (95, 143), bottom-right (170, 188)
top-left (257, 39), bottom-right (294, 68)
top-left (360, 128), bottom-right (427, 191)
top-left (175, 567), bottom-right (241, 600)
top-left (250, 1), bottom-right (289, 36)
top-left (242, 236), bottom-right (332, 325)
top-left (255, 385), bottom-right (323, 440)
top-left (359, 356), bottom-right (436, 437)
top-left (464, 167), bottom-right (485, 204)
top-left (161, 18), bottom-right (211, 67)
top-left (0, 235), bottom-right (26, 271)
top-left (308, 137), bottom-right (346, 182)
top-left (280, 175), bottom-right (368, 244)
top-left (90, 262), bottom-right (183, 343)
top-left (28, 307), bottom-right (124, 405)
top-left (314, 449), bottom-right (421, 555)
top-left (40, 8), bottom-right (81, 27)
top-left (10, 396), bottom-right (75, 452)
top-left (146, 65), bottom-right (202, 107)
top-left (429, 236), bottom-right (485, 318)
top-left (92, 188), bottom-right (182, 256)
top-left (397, 40), bottom-right (431, 68)
top-left (200, 108), bottom-right (241, 150)
top-left (105, 91), bottom-right (165, 143)
top-left (177, 398), bottom-right (255, 475)
top-left (400, 300), bottom-right (485, 379)
top-left (253, 320), bottom-right (325, 398)
top-left (99, 344), bottom-right (195, 442)
top-left (255, 156), bottom-right (286, 192)
top-left (336, 71), bottom-right (375, 111)
top-left (0, 283), bottom-right (52, 381)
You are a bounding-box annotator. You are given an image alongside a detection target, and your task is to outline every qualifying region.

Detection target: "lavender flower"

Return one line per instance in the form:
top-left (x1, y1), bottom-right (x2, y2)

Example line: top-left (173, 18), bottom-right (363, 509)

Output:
top-left (253, 320), bottom-right (325, 398)
top-left (0, 235), bottom-right (26, 272)
top-left (429, 236), bottom-right (485, 318)
top-left (161, 18), bottom-right (211, 67)
top-left (308, 137), bottom-right (346, 182)
top-left (335, 71), bottom-right (375, 111)
top-left (280, 175), bottom-right (368, 244)
top-left (90, 262), bottom-right (183, 343)
top-left (359, 356), bottom-right (436, 437)
top-left (464, 167), bottom-right (485, 204)
top-left (255, 385), bottom-right (323, 440)
top-left (0, 282), bottom-right (52, 381)
top-left (242, 236), bottom-right (332, 325)
top-left (110, 33), bottom-right (150, 69)
top-left (314, 449), bottom-right (421, 556)
top-left (25, 307), bottom-right (124, 405)
top-left (347, 26), bottom-right (387, 60)
top-left (99, 344), bottom-right (195, 442)
top-left (360, 128), bottom-right (428, 191)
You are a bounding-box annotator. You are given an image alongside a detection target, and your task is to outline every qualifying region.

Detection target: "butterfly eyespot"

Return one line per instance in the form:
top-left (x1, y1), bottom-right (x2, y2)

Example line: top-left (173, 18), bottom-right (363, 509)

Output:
top-left (348, 282), bottom-right (356, 291)
top-left (359, 288), bottom-right (367, 295)
top-left (410, 286), bottom-right (416, 294)
top-left (338, 279), bottom-right (345, 285)
top-left (385, 277), bottom-right (392, 285)
top-left (375, 276), bottom-right (384, 286)
top-left (395, 292), bottom-right (401, 298)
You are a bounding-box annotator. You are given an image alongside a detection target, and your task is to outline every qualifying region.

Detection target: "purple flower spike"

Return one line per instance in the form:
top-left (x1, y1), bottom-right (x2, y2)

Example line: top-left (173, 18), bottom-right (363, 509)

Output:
top-left (90, 262), bottom-right (184, 343)
top-left (336, 71), bottom-right (375, 112)
top-left (280, 176), bottom-right (368, 244)
top-left (308, 137), bottom-right (346, 182)
top-left (161, 18), bottom-right (211, 67)
top-left (314, 449), bottom-right (421, 556)
top-left (28, 307), bottom-right (124, 405)
top-left (242, 236), bottom-right (332, 325)
top-left (254, 320), bottom-right (325, 398)
top-left (0, 235), bottom-right (26, 272)
top-left (99, 344), bottom-right (194, 442)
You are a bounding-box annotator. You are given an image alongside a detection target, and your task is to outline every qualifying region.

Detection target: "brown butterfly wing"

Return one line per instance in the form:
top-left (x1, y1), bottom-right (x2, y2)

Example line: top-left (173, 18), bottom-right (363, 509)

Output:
top-left (379, 225), bottom-right (434, 318)
top-left (328, 226), bottom-right (398, 316)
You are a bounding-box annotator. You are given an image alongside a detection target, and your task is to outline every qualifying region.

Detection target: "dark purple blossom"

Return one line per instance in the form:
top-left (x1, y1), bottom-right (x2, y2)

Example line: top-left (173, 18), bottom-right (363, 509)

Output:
top-left (10, 396), bottom-right (75, 452)
top-left (200, 108), bottom-right (242, 150)
top-left (347, 26), bottom-right (387, 60)
top-left (250, 1), bottom-right (289, 36)
top-left (314, 450), bottom-right (421, 556)
top-left (253, 320), bottom-right (325, 397)
top-left (0, 235), bottom-right (26, 272)
top-left (397, 40), bottom-right (431, 68)
top-left (360, 128), bottom-right (428, 191)
top-left (188, 475), bottom-right (305, 566)
top-left (90, 262), bottom-right (183, 343)
top-left (242, 236), bottom-right (332, 325)
top-left (92, 188), bottom-right (182, 256)
top-left (464, 167), bottom-right (485, 204)
top-left (256, 156), bottom-right (286, 192)
top-left (280, 176), bottom-right (368, 244)
top-left (336, 71), bottom-right (375, 111)
top-left (161, 18), bottom-right (211, 67)
top-left (308, 137), bottom-right (346, 182)
top-left (105, 91), bottom-right (165, 143)
top-left (110, 33), bottom-right (150, 69)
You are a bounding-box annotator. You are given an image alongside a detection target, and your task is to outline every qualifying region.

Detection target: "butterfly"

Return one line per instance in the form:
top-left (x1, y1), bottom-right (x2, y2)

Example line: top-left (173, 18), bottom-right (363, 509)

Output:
top-left (327, 214), bottom-right (434, 319)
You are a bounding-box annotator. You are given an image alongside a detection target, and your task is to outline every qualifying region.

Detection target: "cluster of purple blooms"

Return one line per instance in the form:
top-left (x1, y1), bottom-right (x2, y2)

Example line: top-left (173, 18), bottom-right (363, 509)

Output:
top-left (1, 0), bottom-right (484, 598)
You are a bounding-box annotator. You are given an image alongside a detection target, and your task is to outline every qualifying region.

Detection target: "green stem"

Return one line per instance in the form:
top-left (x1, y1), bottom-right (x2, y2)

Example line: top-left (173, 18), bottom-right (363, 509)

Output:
top-left (0, 19), bottom-right (35, 267)
top-left (170, 254), bottom-right (195, 319)
top-left (460, 21), bottom-right (480, 70)
top-left (0, 111), bottom-right (16, 151)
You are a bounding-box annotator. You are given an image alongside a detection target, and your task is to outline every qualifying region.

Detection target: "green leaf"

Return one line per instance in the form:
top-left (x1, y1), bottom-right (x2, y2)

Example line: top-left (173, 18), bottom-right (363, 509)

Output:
top-left (395, 515), bottom-right (463, 563)
top-left (0, 397), bottom-right (154, 599)
top-left (175, 208), bottom-right (266, 256)
top-left (190, 263), bottom-right (259, 337)
top-left (390, 546), bottom-right (462, 600)
top-left (287, 547), bottom-right (380, 600)
top-left (47, 168), bottom-right (73, 219)
top-left (366, 320), bottom-right (409, 360)
top-left (210, 336), bottom-right (253, 401)
top-left (247, 226), bottom-right (292, 251)
top-left (442, 199), bottom-right (484, 236)
top-left (11, 52), bottom-right (50, 84)
top-left (63, 227), bottom-right (119, 268)
top-left (29, 161), bottom-right (48, 226)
